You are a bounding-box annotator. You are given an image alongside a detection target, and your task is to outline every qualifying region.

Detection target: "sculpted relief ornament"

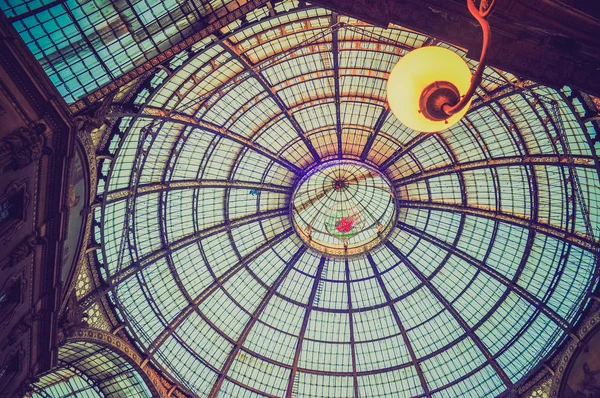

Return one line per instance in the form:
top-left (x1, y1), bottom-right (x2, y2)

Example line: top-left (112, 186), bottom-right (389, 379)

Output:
top-left (56, 292), bottom-right (89, 346)
top-left (0, 179), bottom-right (30, 242)
top-left (0, 233), bottom-right (46, 271)
top-left (1, 310), bottom-right (42, 351)
top-left (0, 124), bottom-right (52, 173)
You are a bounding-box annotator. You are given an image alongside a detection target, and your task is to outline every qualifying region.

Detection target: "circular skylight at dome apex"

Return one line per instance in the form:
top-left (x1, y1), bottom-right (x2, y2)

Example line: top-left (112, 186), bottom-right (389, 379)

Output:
top-left (98, 3), bottom-right (599, 398)
top-left (292, 160), bottom-right (396, 256)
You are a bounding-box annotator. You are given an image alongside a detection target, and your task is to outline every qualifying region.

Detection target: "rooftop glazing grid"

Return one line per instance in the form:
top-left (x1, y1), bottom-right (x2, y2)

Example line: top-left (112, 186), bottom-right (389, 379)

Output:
top-left (8, 0), bottom-right (599, 396)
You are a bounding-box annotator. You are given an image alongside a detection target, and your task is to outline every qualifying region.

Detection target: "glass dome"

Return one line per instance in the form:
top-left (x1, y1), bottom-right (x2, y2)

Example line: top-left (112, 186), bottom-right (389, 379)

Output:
top-left (291, 160), bottom-right (396, 256)
top-left (96, 2), bottom-right (600, 397)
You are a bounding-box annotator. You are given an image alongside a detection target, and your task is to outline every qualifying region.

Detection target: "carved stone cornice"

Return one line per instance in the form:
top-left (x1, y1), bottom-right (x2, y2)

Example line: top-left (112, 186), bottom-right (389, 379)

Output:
top-left (0, 16), bottom-right (72, 134)
top-left (0, 78), bottom-right (33, 127)
top-left (0, 269), bottom-right (27, 330)
top-left (1, 311), bottom-right (42, 352)
top-left (0, 233), bottom-right (46, 271)
top-left (0, 124), bottom-right (52, 173)
top-left (0, 10), bottom-right (75, 379)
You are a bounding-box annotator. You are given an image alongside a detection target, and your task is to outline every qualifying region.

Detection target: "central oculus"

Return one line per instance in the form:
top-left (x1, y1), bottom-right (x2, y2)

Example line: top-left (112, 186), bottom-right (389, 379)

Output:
top-left (291, 160), bottom-right (397, 257)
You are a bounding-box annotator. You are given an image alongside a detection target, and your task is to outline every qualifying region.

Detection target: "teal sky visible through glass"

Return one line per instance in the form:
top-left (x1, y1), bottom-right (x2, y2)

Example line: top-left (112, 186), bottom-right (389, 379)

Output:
top-left (0, 0), bottom-right (243, 103)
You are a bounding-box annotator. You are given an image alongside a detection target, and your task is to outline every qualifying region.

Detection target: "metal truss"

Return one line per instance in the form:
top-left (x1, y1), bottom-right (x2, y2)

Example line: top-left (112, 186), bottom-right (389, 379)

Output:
top-left (107, 109), bottom-right (302, 174)
top-left (379, 134), bottom-right (432, 172)
top-left (398, 200), bottom-right (597, 252)
top-left (220, 40), bottom-right (321, 163)
top-left (469, 81), bottom-right (538, 112)
top-left (393, 155), bottom-right (596, 188)
top-left (286, 256), bottom-right (327, 398)
top-left (105, 180), bottom-right (291, 204)
top-left (67, 0), bottom-right (270, 112)
top-left (385, 241), bottom-right (513, 388)
top-left (332, 14), bottom-right (343, 158)
top-left (82, 2), bottom-right (600, 395)
top-left (360, 106), bottom-right (390, 161)
top-left (367, 253), bottom-right (432, 397)
top-left (209, 246), bottom-right (307, 397)
top-left (396, 222), bottom-right (572, 330)
top-left (345, 259), bottom-right (359, 398)
top-left (81, 208), bottom-right (287, 310)
top-left (149, 228), bottom-right (293, 351)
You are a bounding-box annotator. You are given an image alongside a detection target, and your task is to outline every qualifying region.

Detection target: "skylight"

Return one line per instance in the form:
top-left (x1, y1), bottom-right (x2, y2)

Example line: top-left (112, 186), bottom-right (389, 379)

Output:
top-left (83, 2), bottom-right (600, 397)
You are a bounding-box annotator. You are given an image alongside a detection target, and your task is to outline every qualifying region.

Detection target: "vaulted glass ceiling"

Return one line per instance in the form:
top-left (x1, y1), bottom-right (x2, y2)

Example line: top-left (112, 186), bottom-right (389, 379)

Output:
top-left (0, 0), bottom-right (249, 103)
top-left (90, 2), bottom-right (600, 394)
top-left (30, 341), bottom-right (153, 398)
top-left (291, 160), bottom-right (397, 256)
top-left (11, 0), bottom-right (600, 396)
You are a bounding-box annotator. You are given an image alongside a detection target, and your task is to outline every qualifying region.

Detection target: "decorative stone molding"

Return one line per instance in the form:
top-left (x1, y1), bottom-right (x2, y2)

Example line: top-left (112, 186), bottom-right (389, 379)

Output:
top-left (84, 302), bottom-right (111, 332)
top-left (0, 269), bottom-right (27, 329)
top-left (78, 128), bottom-right (97, 204)
top-left (549, 307), bottom-right (600, 397)
top-left (71, 120), bottom-right (121, 330)
top-left (0, 233), bottom-right (46, 271)
top-left (56, 293), bottom-right (89, 346)
top-left (58, 129), bottom-right (97, 312)
top-left (0, 124), bottom-right (52, 173)
top-left (0, 344), bottom-right (25, 388)
top-left (72, 90), bottom-right (117, 134)
top-left (519, 303), bottom-right (600, 397)
top-left (0, 78), bottom-right (33, 127)
top-left (1, 311), bottom-right (42, 352)
top-left (0, 179), bottom-right (30, 242)
top-left (525, 376), bottom-right (552, 398)
top-left (520, 370), bottom-right (553, 397)
top-left (0, 16), bottom-right (75, 398)
top-left (74, 255), bottom-right (94, 300)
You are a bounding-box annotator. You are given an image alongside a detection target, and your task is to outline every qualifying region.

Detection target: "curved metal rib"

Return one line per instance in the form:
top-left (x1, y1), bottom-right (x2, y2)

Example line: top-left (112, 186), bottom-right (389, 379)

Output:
top-left (398, 200), bottom-right (598, 252)
top-left (385, 241), bottom-right (513, 388)
top-left (208, 246), bottom-right (307, 397)
top-left (286, 256), bottom-right (327, 398)
top-left (367, 253), bottom-right (432, 398)
top-left (396, 221), bottom-right (572, 330)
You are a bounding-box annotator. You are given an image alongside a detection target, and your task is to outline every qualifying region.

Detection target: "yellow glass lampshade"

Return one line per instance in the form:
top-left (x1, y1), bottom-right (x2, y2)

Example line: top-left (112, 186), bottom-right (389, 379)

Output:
top-left (387, 46), bottom-right (473, 133)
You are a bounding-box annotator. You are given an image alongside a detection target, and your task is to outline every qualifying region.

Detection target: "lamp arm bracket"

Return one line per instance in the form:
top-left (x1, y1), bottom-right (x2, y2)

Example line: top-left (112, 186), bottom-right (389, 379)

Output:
top-left (442, 0), bottom-right (493, 116)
